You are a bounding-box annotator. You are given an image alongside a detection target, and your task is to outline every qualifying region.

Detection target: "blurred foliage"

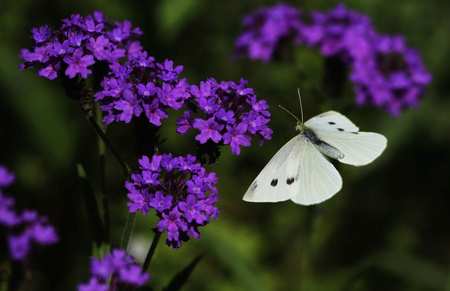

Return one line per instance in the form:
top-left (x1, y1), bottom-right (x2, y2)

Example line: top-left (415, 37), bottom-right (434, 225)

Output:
top-left (1, 0), bottom-right (449, 290)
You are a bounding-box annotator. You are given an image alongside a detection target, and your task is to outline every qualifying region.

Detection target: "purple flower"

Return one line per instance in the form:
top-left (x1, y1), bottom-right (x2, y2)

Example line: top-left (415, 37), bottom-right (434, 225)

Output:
top-left (149, 191), bottom-right (173, 212)
top-left (78, 248), bottom-right (149, 290)
top-left (157, 208), bottom-right (188, 243)
top-left (0, 165), bottom-right (58, 261)
top-left (233, 3), bottom-right (432, 116)
top-left (177, 78), bottom-right (272, 155)
top-left (193, 118), bottom-right (224, 144)
top-left (63, 48), bottom-right (95, 78)
top-left (302, 3), bottom-right (375, 63)
top-left (31, 223), bottom-right (59, 244)
top-left (0, 166), bottom-right (15, 187)
top-left (113, 89), bottom-right (143, 123)
top-left (86, 35), bottom-right (111, 61)
top-left (178, 194), bottom-right (207, 224)
top-left (233, 3), bottom-right (305, 62)
top-left (78, 278), bottom-right (108, 291)
top-left (126, 154), bottom-right (219, 249)
top-left (94, 55), bottom-right (190, 125)
top-left (223, 124), bottom-right (252, 155)
top-left (119, 265), bottom-right (151, 285)
top-left (8, 234), bottom-right (30, 260)
top-left (127, 188), bottom-right (151, 215)
top-left (31, 25), bottom-right (52, 43)
top-left (176, 110), bottom-right (194, 134)
top-left (19, 12), bottom-right (143, 80)
top-left (157, 59), bottom-right (184, 82)
top-left (350, 35), bottom-right (432, 116)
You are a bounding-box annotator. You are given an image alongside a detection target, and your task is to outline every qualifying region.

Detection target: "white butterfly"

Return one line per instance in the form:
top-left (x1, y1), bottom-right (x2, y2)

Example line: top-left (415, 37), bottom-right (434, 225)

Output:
top-left (243, 97), bottom-right (387, 205)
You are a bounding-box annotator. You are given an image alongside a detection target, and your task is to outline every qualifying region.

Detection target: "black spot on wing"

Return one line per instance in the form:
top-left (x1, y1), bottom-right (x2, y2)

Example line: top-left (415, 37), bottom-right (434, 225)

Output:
top-left (337, 128), bottom-right (344, 131)
top-left (286, 177), bottom-right (295, 185)
top-left (352, 132), bottom-right (359, 135)
top-left (328, 121), bottom-right (336, 125)
top-left (250, 182), bottom-right (257, 192)
top-left (270, 179), bottom-right (278, 187)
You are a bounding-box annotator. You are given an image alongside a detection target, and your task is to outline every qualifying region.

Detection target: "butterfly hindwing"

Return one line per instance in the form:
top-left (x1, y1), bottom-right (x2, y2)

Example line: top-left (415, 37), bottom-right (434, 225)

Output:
top-left (243, 134), bottom-right (343, 205)
top-left (315, 131), bottom-right (387, 166)
top-left (290, 135), bottom-right (342, 205)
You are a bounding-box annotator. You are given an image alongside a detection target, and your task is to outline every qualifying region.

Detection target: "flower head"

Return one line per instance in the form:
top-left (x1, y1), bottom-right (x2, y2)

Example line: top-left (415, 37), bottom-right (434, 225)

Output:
top-left (19, 12), bottom-right (142, 79)
top-left (94, 55), bottom-right (190, 125)
top-left (0, 165), bottom-right (58, 260)
top-left (78, 248), bottom-right (150, 290)
top-left (126, 154), bottom-right (219, 249)
top-left (302, 3), bottom-right (375, 63)
top-left (350, 35), bottom-right (432, 116)
top-left (233, 3), bottom-right (432, 116)
top-left (233, 3), bottom-right (305, 62)
top-left (176, 78), bottom-right (272, 155)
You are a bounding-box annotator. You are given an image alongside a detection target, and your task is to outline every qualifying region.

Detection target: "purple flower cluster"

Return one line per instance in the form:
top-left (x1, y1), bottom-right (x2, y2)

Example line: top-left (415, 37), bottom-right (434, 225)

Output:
top-left (0, 166), bottom-right (58, 260)
top-left (350, 35), bottom-right (432, 115)
top-left (301, 3), bottom-right (376, 63)
top-left (78, 248), bottom-right (150, 291)
top-left (233, 3), bottom-right (304, 62)
top-left (234, 3), bottom-right (432, 116)
top-left (94, 55), bottom-right (190, 124)
top-left (18, 11), bottom-right (142, 80)
top-left (176, 78), bottom-right (272, 155)
top-left (126, 154), bottom-right (219, 249)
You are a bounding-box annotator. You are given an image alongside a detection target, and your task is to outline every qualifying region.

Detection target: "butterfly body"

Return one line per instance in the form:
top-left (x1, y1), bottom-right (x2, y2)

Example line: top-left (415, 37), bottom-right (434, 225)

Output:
top-left (243, 110), bottom-right (387, 205)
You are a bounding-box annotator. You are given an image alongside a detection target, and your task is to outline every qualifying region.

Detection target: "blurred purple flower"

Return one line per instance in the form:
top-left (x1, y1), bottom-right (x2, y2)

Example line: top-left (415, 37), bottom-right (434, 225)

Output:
top-left (233, 3), bottom-right (432, 116)
top-left (0, 165), bottom-right (58, 261)
top-left (350, 35), bottom-right (432, 116)
top-left (78, 248), bottom-right (150, 290)
top-left (233, 3), bottom-right (305, 62)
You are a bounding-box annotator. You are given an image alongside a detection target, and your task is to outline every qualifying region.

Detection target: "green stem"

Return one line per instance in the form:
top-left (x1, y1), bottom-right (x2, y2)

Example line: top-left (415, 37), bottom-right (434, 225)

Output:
top-left (300, 206), bottom-right (314, 290)
top-left (85, 111), bottom-right (131, 176)
top-left (95, 104), bottom-right (110, 243)
top-left (120, 212), bottom-right (136, 249)
top-left (142, 230), bottom-right (162, 272)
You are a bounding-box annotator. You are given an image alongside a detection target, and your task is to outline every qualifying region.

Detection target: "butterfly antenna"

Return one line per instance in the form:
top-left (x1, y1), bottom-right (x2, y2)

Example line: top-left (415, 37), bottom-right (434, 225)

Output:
top-left (297, 88), bottom-right (304, 124)
top-left (279, 105), bottom-right (301, 124)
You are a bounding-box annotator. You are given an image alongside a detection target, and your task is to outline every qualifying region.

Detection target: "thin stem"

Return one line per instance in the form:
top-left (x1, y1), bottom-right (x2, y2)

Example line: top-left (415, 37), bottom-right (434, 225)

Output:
top-left (299, 206), bottom-right (314, 290)
top-left (95, 104), bottom-right (110, 243)
top-left (120, 212), bottom-right (136, 249)
top-left (85, 111), bottom-right (131, 176)
top-left (142, 230), bottom-right (162, 273)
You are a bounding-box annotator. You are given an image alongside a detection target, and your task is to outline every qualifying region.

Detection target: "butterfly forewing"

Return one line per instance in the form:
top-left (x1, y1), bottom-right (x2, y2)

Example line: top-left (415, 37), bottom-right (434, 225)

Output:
top-left (305, 111), bottom-right (359, 132)
top-left (305, 111), bottom-right (387, 166)
top-left (243, 135), bottom-right (301, 203)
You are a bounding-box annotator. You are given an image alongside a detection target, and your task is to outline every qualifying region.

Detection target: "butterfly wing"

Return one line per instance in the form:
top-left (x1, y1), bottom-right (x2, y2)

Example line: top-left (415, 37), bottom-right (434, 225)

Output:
top-left (243, 135), bottom-right (301, 203)
top-left (243, 135), bottom-right (342, 205)
top-left (305, 111), bottom-right (387, 166)
top-left (290, 135), bottom-right (342, 205)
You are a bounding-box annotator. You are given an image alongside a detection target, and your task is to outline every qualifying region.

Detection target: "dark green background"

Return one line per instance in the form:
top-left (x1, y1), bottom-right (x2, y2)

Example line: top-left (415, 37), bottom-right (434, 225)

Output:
top-left (1, 0), bottom-right (449, 290)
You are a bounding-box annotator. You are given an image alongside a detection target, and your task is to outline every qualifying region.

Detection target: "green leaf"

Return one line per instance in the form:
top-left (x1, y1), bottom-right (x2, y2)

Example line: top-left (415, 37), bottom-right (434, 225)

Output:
top-left (163, 254), bottom-right (204, 291)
